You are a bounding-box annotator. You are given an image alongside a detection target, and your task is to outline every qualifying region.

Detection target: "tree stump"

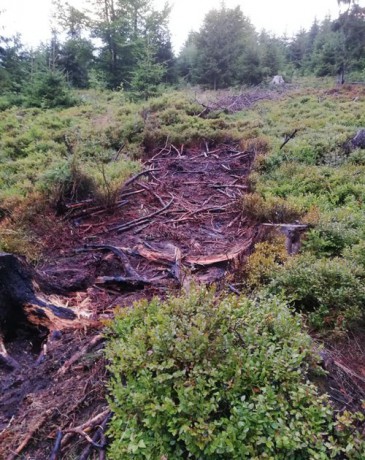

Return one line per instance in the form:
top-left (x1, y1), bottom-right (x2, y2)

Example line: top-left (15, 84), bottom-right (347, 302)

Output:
top-left (262, 224), bottom-right (309, 255)
top-left (0, 252), bottom-right (79, 368)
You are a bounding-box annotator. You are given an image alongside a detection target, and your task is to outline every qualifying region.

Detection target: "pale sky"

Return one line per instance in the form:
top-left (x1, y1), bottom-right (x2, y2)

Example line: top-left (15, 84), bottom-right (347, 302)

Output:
top-left (0, 0), bottom-right (358, 52)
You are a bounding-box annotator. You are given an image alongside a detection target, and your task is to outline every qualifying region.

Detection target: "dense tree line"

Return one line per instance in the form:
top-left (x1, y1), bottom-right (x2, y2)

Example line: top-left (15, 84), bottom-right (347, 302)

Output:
top-left (1, 0), bottom-right (365, 106)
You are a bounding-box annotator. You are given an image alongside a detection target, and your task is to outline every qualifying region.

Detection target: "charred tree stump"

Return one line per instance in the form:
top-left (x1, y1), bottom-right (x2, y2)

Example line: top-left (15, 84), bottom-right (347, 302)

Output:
top-left (0, 252), bottom-right (76, 332)
top-left (0, 252), bottom-right (80, 368)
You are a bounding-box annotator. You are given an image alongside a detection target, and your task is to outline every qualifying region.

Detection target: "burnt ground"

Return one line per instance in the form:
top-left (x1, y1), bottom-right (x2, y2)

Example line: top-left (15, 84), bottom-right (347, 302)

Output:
top-left (0, 143), bottom-right (258, 459)
top-left (1, 142), bottom-right (365, 459)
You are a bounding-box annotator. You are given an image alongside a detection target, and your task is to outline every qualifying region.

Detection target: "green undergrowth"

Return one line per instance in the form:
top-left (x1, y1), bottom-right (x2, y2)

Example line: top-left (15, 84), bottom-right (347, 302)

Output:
top-left (106, 287), bottom-right (365, 459)
top-left (0, 87), bottom-right (255, 209)
top-left (235, 83), bottom-right (365, 331)
top-left (0, 86), bottom-right (271, 257)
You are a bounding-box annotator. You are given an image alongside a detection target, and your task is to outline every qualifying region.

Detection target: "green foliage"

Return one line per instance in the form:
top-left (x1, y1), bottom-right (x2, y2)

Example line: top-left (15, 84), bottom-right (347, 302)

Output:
top-left (129, 47), bottom-right (166, 100)
top-left (243, 237), bottom-right (288, 291)
top-left (268, 255), bottom-right (365, 330)
top-left (106, 287), bottom-right (365, 459)
top-left (38, 159), bottom-right (96, 206)
top-left (240, 192), bottom-right (303, 223)
top-left (23, 69), bottom-right (78, 109)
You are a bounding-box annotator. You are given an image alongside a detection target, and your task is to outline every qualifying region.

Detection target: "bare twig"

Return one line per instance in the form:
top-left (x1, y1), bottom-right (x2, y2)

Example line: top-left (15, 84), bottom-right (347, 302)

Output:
top-left (280, 129), bottom-right (299, 150)
top-left (110, 197), bottom-right (174, 233)
top-left (49, 429), bottom-right (63, 460)
top-left (57, 335), bottom-right (104, 376)
top-left (122, 168), bottom-right (160, 189)
top-left (61, 410), bottom-right (110, 448)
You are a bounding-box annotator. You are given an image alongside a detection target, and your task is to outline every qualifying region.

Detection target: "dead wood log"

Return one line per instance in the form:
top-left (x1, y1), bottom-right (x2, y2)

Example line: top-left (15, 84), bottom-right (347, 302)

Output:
top-left (185, 240), bottom-right (253, 266)
top-left (124, 240), bottom-right (253, 267)
top-left (0, 253), bottom-right (91, 369)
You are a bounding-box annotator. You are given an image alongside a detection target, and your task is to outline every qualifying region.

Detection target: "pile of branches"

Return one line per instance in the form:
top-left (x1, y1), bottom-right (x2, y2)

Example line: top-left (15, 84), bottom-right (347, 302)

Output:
top-left (195, 87), bottom-right (285, 116)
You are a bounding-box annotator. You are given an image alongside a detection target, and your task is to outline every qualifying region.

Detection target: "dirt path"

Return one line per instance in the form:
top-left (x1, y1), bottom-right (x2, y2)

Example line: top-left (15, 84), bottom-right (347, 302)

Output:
top-left (0, 143), bottom-right (257, 459)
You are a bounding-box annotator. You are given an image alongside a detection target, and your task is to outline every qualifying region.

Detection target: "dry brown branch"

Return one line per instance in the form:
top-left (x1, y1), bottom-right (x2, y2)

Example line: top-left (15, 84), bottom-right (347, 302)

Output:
top-left (122, 168), bottom-right (160, 189)
top-left (57, 334), bottom-right (104, 376)
top-left (61, 410), bottom-right (110, 448)
top-left (110, 197), bottom-right (174, 233)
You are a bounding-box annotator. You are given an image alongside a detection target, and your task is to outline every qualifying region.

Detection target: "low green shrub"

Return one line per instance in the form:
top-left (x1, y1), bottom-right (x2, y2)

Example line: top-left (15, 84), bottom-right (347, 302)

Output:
top-left (268, 255), bottom-right (365, 330)
top-left (240, 192), bottom-right (303, 223)
top-left (243, 237), bottom-right (288, 291)
top-left (106, 287), bottom-right (365, 459)
top-left (38, 160), bottom-right (96, 207)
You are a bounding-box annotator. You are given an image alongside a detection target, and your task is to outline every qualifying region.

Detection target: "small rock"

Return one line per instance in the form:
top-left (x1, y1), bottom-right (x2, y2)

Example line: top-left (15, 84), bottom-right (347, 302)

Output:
top-left (271, 75), bottom-right (285, 85)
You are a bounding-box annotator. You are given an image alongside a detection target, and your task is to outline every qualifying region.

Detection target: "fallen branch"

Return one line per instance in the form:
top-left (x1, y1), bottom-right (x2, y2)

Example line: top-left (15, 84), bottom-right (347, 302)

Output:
top-left (122, 168), bottom-right (160, 189)
top-left (61, 410), bottom-right (110, 449)
top-left (95, 276), bottom-right (150, 290)
top-left (8, 413), bottom-right (49, 460)
top-left (57, 334), bottom-right (104, 376)
top-left (110, 197), bottom-right (174, 233)
top-left (332, 359), bottom-right (365, 387)
top-left (280, 129), bottom-right (299, 150)
top-left (136, 181), bottom-right (166, 207)
top-left (49, 429), bottom-right (63, 460)
top-left (78, 412), bottom-right (112, 460)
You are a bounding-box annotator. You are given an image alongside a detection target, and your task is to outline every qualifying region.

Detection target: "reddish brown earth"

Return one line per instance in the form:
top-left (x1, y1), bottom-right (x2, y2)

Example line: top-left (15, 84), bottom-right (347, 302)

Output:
top-left (0, 143), bottom-right (258, 459)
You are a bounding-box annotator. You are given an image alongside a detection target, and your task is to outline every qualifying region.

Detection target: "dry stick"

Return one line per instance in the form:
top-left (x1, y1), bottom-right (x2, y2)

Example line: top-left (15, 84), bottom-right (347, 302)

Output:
top-left (280, 128), bottom-right (299, 150)
top-left (57, 334), bottom-right (104, 376)
top-left (171, 144), bottom-right (182, 157)
top-left (147, 137), bottom-right (170, 163)
top-left (113, 142), bottom-right (125, 162)
top-left (61, 410), bottom-right (110, 448)
top-left (136, 181), bottom-right (166, 207)
top-left (65, 427), bottom-right (105, 449)
top-left (111, 198), bottom-right (174, 233)
top-left (78, 411), bottom-right (112, 460)
top-left (208, 184), bottom-right (248, 190)
top-left (122, 168), bottom-right (161, 189)
top-left (119, 188), bottom-right (145, 199)
top-left (0, 336), bottom-right (19, 370)
top-left (8, 414), bottom-right (49, 460)
top-left (49, 429), bottom-right (63, 460)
